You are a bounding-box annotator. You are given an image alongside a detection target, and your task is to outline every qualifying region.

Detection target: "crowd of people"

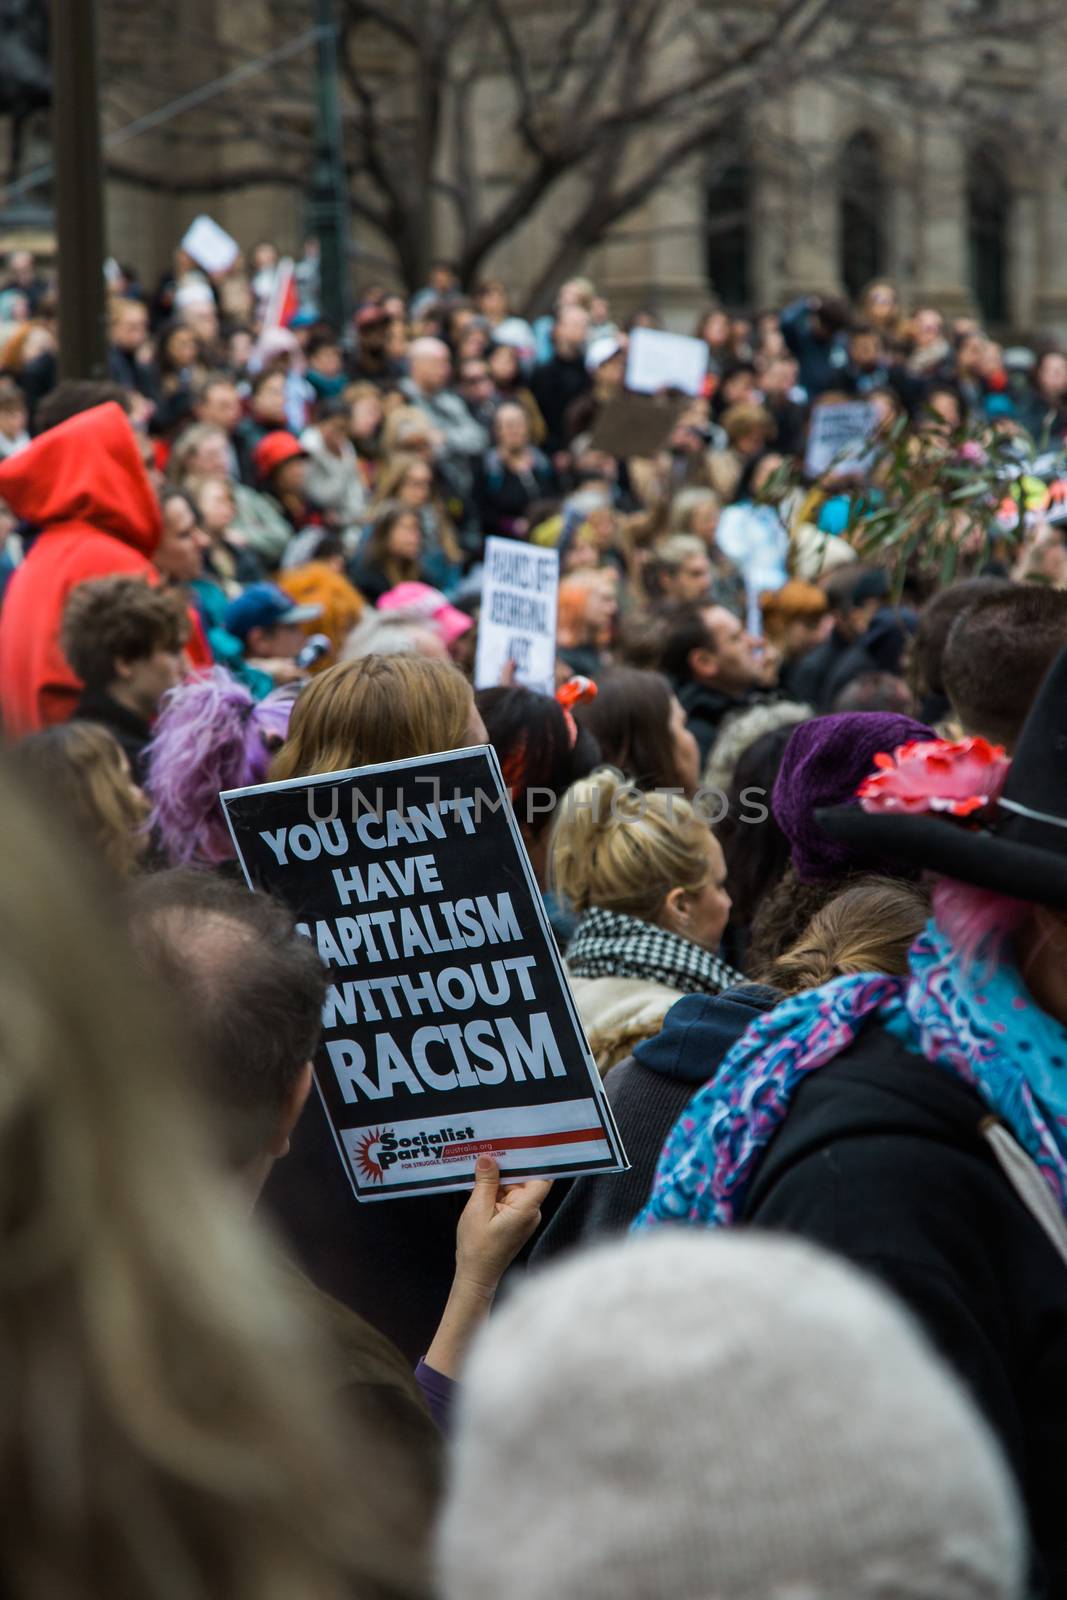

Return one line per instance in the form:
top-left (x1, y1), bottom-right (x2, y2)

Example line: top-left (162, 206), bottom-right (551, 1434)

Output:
top-left (3, 233), bottom-right (1067, 1598)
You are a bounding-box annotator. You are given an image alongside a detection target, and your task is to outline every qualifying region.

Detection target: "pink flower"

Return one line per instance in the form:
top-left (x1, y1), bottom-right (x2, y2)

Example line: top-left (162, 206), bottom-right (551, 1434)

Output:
top-left (957, 440), bottom-right (988, 466)
top-left (857, 737), bottom-right (1010, 819)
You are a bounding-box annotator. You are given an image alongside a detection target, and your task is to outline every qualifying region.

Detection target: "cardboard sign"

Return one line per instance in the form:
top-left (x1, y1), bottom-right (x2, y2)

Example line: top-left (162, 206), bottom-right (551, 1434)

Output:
top-left (474, 538), bottom-right (559, 696)
top-left (626, 327), bottom-right (709, 398)
top-left (804, 400), bottom-right (879, 479)
top-left (180, 214), bottom-right (241, 276)
top-left (221, 747), bottom-right (627, 1202)
top-left (588, 392), bottom-right (689, 459)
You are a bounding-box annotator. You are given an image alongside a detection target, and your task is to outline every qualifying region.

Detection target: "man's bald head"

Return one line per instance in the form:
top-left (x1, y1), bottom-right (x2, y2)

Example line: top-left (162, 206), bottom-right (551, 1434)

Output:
top-left (408, 337), bottom-right (452, 393)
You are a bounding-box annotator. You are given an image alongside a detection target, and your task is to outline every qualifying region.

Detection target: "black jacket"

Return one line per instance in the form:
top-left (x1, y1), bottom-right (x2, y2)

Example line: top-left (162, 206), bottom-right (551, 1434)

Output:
top-left (820, 607), bottom-right (916, 710)
top-left (72, 687), bottom-right (153, 780)
top-left (786, 625), bottom-right (852, 712)
top-left (530, 354), bottom-right (591, 454)
top-left (675, 678), bottom-right (760, 765)
top-left (532, 985), bottom-right (779, 1263)
top-left (107, 345), bottom-right (160, 404)
top-left (743, 1021), bottom-right (1067, 1597)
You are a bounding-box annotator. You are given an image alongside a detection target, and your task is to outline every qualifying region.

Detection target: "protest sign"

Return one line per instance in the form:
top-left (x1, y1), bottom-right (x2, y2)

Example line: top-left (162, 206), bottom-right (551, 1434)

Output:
top-left (474, 537), bottom-right (559, 695)
top-left (589, 392), bottom-right (688, 459)
top-left (626, 327), bottom-right (709, 397)
top-left (221, 747), bottom-right (628, 1202)
top-left (180, 214), bottom-right (241, 276)
top-left (804, 400), bottom-right (879, 478)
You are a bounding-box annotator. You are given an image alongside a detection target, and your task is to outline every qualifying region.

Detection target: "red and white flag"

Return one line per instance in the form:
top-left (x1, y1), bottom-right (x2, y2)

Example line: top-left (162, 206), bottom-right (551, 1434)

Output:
top-left (261, 256), bottom-right (299, 334)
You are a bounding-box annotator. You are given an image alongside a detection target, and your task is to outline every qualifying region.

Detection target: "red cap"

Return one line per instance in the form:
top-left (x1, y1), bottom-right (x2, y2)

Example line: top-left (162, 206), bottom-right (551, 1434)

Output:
top-left (253, 430), bottom-right (306, 481)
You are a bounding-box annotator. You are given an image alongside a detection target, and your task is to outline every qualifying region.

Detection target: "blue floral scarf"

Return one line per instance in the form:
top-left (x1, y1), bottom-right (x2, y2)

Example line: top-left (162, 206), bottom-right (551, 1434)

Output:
top-left (634, 920), bottom-right (1067, 1230)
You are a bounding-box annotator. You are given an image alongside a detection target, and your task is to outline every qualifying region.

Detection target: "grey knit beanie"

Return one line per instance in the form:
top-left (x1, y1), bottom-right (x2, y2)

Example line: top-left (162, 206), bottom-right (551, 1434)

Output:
top-left (438, 1233), bottom-right (1024, 1600)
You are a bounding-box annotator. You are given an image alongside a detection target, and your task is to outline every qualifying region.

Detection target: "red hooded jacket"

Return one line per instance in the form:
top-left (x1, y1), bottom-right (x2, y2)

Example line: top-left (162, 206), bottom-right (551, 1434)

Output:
top-left (0, 403), bottom-right (162, 736)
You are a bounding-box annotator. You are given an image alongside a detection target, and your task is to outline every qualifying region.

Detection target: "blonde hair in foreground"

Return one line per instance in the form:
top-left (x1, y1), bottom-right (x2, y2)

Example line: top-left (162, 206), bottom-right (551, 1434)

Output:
top-left (550, 767), bottom-right (712, 920)
top-left (271, 651), bottom-right (473, 780)
top-left (14, 721), bottom-right (149, 878)
top-left (762, 876), bottom-right (930, 994)
top-left (0, 760), bottom-right (404, 1600)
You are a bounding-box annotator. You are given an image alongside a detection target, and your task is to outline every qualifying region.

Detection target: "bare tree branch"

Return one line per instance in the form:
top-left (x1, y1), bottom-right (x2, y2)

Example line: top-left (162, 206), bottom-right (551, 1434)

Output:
top-left (86, 0), bottom-right (1065, 301)
top-left (344, 0), bottom-right (421, 51)
top-left (106, 159), bottom-right (304, 194)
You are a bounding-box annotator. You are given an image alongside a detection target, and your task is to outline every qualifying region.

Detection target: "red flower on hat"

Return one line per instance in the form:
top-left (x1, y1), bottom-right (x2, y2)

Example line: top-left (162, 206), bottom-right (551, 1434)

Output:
top-left (857, 737), bottom-right (1010, 818)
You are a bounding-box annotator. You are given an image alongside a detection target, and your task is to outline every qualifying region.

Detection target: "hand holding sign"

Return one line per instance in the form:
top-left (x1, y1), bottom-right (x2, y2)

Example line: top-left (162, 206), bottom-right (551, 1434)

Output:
top-left (456, 1156), bottom-right (552, 1296)
top-left (424, 1155), bottom-right (552, 1378)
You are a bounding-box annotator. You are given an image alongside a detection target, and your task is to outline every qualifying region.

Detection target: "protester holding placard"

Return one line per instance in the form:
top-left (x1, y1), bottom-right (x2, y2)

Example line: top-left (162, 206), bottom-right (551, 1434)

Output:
top-left (233, 740), bottom-right (623, 1358)
top-left (127, 868), bottom-right (552, 1567)
top-left (241, 654), bottom-right (609, 1358)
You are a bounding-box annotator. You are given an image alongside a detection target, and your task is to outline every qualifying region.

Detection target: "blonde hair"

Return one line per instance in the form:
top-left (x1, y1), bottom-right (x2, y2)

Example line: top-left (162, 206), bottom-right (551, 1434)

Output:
top-left (343, 379), bottom-right (382, 408)
top-left (668, 487), bottom-right (721, 534)
top-left (168, 422), bottom-right (226, 484)
top-left (270, 653), bottom-right (473, 780)
top-left (551, 768), bottom-right (712, 921)
top-left (0, 758), bottom-right (410, 1599)
top-left (15, 722), bottom-right (149, 878)
top-left (762, 876), bottom-right (929, 994)
top-left (653, 533), bottom-right (707, 568)
top-left (381, 405), bottom-right (435, 457)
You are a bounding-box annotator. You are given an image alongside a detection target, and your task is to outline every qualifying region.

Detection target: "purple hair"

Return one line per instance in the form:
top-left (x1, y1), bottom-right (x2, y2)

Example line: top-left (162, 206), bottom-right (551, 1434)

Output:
top-left (932, 877), bottom-right (1030, 971)
top-left (146, 669), bottom-right (292, 866)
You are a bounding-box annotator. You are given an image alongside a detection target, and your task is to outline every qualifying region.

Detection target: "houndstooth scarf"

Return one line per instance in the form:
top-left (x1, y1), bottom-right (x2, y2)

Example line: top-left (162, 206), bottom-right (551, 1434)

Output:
top-left (565, 906), bottom-right (742, 997)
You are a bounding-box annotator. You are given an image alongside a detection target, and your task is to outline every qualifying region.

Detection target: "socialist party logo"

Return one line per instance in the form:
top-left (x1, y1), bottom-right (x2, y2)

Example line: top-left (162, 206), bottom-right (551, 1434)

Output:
top-left (355, 1123), bottom-right (477, 1182)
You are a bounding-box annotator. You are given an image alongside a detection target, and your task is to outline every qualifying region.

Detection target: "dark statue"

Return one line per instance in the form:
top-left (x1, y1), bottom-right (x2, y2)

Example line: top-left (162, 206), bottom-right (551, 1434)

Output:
top-left (0, 0), bottom-right (51, 191)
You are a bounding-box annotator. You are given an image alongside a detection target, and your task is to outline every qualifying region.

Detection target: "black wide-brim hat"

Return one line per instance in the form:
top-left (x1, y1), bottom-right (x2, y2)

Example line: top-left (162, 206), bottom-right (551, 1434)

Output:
top-left (817, 643), bottom-right (1067, 910)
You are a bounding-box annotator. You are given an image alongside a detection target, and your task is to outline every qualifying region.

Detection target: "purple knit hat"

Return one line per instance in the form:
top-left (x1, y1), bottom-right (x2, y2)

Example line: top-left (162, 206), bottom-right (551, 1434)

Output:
top-left (772, 712), bottom-right (935, 882)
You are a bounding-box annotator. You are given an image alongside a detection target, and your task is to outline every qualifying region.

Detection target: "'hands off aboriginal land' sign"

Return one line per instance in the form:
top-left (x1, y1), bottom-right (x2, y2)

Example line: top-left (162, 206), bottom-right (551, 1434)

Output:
top-left (222, 746), bottom-right (627, 1201)
top-left (474, 537), bottom-right (559, 697)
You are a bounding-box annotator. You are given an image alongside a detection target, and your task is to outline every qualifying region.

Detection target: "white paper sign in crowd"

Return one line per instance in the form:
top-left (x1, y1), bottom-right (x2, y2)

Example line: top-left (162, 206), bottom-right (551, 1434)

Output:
top-left (221, 747), bottom-right (628, 1202)
top-left (474, 538), bottom-right (560, 697)
top-left (804, 400), bottom-right (880, 479)
top-left (625, 327), bottom-right (709, 398)
top-left (179, 214), bottom-right (241, 276)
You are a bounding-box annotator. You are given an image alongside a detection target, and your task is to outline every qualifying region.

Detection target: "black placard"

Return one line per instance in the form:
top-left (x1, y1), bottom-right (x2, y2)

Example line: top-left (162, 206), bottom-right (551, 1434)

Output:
top-left (221, 746), bottom-right (628, 1201)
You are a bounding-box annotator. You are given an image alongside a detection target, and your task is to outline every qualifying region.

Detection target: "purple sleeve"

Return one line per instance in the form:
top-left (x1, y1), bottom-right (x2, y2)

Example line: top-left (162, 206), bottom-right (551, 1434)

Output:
top-left (415, 1359), bottom-right (457, 1433)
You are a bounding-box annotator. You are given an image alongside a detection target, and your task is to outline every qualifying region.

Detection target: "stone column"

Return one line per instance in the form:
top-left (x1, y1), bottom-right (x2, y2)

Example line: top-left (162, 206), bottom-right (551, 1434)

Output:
top-left (908, 26), bottom-right (976, 318)
top-left (771, 83), bottom-right (843, 302)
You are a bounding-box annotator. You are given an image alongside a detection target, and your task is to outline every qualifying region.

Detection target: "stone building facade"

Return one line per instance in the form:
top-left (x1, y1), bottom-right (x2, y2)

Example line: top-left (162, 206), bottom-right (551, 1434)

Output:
top-left (4, 0), bottom-right (1067, 337)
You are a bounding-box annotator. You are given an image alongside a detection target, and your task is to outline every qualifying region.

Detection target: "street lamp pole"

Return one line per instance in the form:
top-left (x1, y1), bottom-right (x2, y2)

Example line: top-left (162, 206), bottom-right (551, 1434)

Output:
top-left (49, 0), bottom-right (108, 380)
top-left (311, 0), bottom-right (352, 337)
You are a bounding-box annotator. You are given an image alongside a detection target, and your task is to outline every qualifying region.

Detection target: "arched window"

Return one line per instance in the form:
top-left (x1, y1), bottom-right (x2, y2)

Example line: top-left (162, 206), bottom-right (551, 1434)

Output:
top-left (968, 146), bottom-right (1010, 326)
top-left (839, 131), bottom-right (887, 300)
top-left (705, 160), bottom-right (750, 309)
